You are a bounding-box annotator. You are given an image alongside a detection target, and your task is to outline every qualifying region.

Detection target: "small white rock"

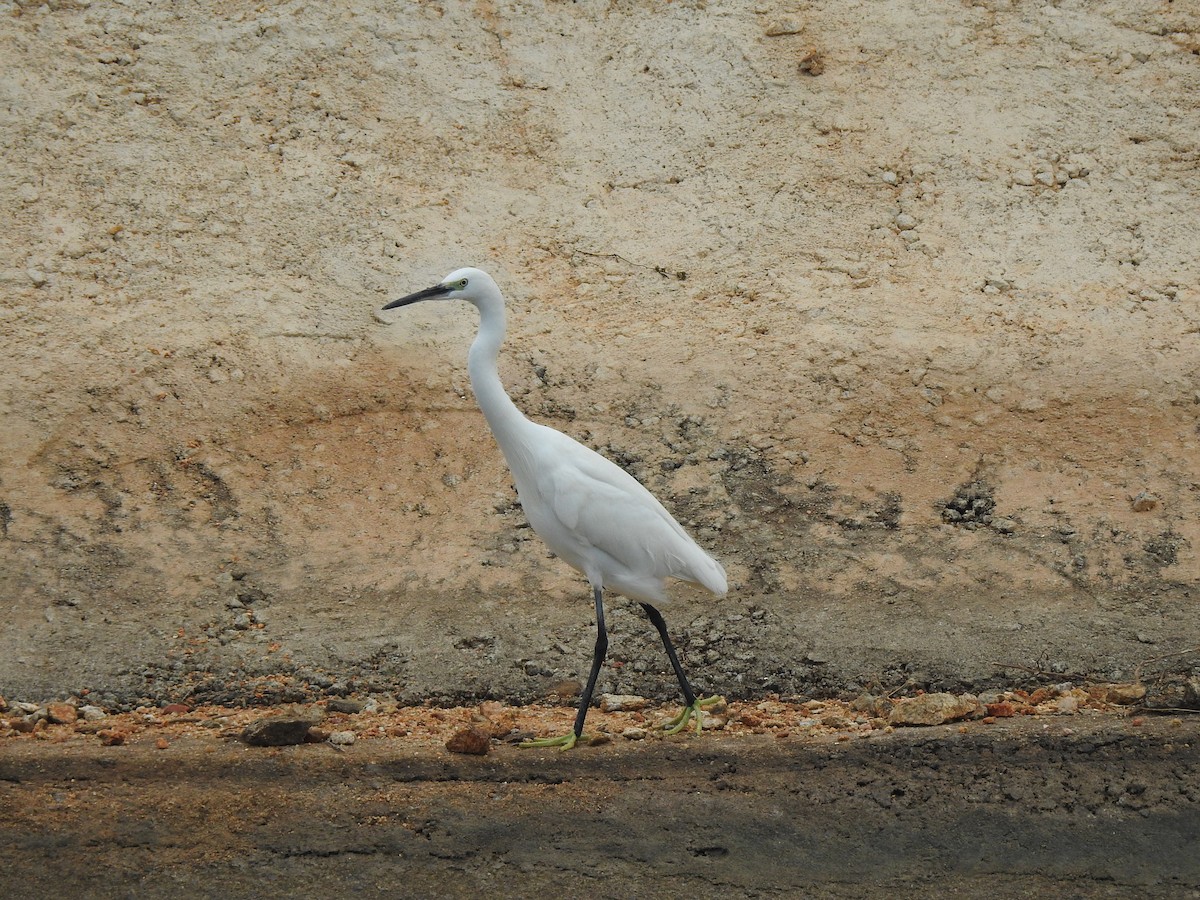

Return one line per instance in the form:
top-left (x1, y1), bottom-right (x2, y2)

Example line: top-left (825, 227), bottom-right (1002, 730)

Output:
top-left (765, 17), bottom-right (803, 36)
top-left (600, 693), bottom-right (650, 712)
top-left (894, 213), bottom-right (917, 230)
top-left (1130, 491), bottom-right (1158, 512)
top-left (329, 730), bottom-right (356, 746)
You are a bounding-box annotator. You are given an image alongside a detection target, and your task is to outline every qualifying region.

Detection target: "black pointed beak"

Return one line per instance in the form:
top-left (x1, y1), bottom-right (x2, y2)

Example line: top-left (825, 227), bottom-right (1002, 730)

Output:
top-left (382, 283), bottom-right (452, 311)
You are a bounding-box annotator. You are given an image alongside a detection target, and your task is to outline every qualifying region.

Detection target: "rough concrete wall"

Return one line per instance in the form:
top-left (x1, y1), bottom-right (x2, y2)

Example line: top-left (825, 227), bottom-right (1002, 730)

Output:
top-left (1, 0), bottom-right (1196, 708)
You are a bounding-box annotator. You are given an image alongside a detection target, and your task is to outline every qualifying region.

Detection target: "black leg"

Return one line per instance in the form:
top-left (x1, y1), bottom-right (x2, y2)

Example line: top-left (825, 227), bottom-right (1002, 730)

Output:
top-left (572, 585), bottom-right (608, 739)
top-left (639, 602), bottom-right (697, 707)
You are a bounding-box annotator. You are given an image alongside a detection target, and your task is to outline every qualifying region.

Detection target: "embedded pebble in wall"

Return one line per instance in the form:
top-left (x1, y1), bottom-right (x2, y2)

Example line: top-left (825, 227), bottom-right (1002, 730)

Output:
top-left (1131, 491), bottom-right (1158, 512)
top-left (764, 18), bottom-right (804, 36)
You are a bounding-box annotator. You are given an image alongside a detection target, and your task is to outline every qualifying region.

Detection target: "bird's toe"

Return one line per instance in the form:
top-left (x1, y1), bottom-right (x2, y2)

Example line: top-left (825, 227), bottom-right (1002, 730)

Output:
top-left (518, 732), bottom-right (581, 751)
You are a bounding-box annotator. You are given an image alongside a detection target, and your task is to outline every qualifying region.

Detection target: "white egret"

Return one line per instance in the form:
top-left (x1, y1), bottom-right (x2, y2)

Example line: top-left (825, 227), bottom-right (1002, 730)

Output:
top-left (382, 267), bottom-right (727, 750)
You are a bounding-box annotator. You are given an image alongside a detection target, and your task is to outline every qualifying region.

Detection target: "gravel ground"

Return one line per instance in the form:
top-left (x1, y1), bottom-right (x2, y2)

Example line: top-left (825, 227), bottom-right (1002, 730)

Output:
top-left (2, 703), bottom-right (1197, 898)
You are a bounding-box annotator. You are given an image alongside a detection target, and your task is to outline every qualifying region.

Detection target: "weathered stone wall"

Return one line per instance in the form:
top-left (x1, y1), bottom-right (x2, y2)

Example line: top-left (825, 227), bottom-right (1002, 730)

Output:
top-left (2, 0), bottom-right (1196, 707)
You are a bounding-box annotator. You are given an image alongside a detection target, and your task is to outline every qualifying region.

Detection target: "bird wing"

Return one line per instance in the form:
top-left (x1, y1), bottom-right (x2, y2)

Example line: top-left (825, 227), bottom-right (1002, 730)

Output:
top-left (534, 432), bottom-right (714, 586)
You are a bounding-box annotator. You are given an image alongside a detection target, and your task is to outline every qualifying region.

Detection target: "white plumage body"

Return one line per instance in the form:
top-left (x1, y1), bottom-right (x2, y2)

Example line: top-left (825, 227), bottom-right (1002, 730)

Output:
top-left (498, 419), bottom-right (728, 604)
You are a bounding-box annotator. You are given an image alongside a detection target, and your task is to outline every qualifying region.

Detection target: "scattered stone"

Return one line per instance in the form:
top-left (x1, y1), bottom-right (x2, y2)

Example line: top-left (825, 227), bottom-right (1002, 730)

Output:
top-left (1106, 683), bottom-right (1147, 706)
top-left (327, 698), bottom-right (365, 714)
top-left (1130, 491), bottom-right (1158, 512)
top-left (98, 729), bottom-right (127, 746)
top-left (155, 738), bottom-right (170, 750)
top-left (621, 727), bottom-right (648, 741)
top-left (765, 17), bottom-right (803, 36)
top-left (1028, 686), bottom-right (1057, 705)
top-left (1055, 696), bottom-right (1079, 714)
top-left (328, 730), bottom-right (356, 746)
top-left (445, 726), bottom-right (491, 755)
top-left (477, 700), bottom-right (506, 719)
top-left (701, 712), bottom-right (729, 730)
top-left (888, 693), bottom-right (981, 727)
top-left (46, 703), bottom-right (78, 725)
top-left (986, 701), bottom-right (1017, 718)
top-left (240, 715), bottom-right (323, 747)
top-left (161, 703), bottom-right (191, 715)
top-left (600, 693), bottom-right (650, 712)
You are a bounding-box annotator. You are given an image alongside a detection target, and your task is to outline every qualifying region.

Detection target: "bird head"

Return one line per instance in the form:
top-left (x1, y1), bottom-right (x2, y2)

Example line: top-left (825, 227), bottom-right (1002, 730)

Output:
top-left (382, 267), bottom-right (494, 311)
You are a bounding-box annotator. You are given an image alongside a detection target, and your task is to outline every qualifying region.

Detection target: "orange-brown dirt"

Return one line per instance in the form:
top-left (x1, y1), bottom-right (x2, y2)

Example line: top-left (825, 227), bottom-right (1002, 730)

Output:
top-left (2, 698), bottom-right (1198, 897)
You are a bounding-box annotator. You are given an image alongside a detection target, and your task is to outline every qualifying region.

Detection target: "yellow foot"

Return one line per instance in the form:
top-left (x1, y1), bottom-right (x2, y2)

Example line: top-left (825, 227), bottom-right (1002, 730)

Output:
top-left (663, 695), bottom-right (724, 736)
top-left (518, 731), bottom-right (581, 751)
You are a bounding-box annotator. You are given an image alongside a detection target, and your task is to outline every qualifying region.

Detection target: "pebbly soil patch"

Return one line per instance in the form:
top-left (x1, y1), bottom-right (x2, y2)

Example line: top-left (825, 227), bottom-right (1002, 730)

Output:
top-left (1, 706), bottom-right (1196, 898)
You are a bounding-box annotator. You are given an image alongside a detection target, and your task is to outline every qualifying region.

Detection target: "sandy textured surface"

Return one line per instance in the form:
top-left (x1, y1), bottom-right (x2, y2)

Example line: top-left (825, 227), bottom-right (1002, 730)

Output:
top-left (2, 704), bottom-right (1198, 897)
top-left (1, 1), bottom-right (1198, 709)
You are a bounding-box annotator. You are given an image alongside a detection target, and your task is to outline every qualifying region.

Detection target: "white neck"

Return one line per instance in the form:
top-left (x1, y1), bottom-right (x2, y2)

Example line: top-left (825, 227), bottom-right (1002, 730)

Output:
top-left (466, 287), bottom-right (528, 448)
